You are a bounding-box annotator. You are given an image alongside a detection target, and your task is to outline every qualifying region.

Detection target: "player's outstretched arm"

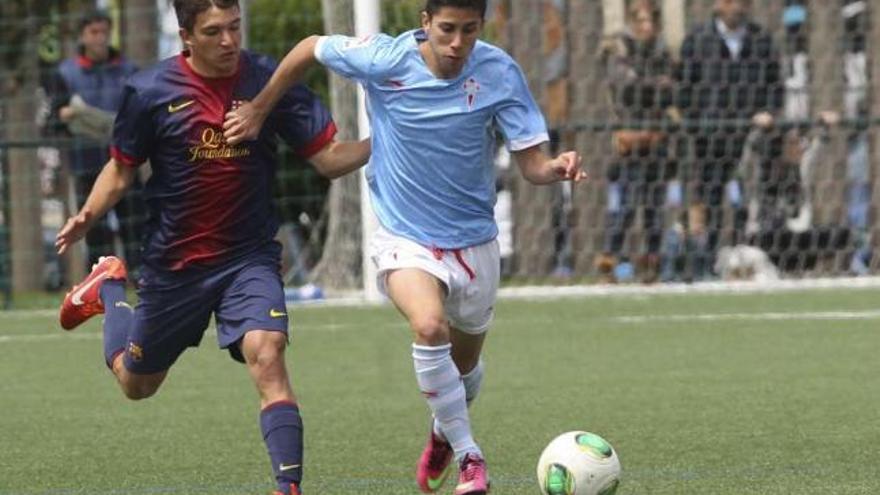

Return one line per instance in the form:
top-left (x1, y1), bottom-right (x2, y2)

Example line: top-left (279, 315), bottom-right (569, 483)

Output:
top-left (224, 35), bottom-right (322, 145)
top-left (309, 138), bottom-right (372, 179)
top-left (55, 158), bottom-right (136, 254)
top-left (513, 145), bottom-right (587, 185)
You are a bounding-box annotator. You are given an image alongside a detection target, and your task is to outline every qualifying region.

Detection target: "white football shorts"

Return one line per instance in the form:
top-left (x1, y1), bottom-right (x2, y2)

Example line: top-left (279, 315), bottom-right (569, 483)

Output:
top-left (370, 225), bottom-right (500, 334)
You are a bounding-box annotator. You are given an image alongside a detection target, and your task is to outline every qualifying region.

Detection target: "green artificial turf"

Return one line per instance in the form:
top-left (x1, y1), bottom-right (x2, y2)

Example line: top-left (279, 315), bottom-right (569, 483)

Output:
top-left (1, 288), bottom-right (878, 494)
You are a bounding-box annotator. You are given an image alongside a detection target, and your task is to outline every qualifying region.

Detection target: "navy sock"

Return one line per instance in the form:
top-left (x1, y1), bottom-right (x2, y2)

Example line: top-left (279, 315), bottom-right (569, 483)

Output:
top-left (99, 280), bottom-right (132, 369)
top-left (260, 401), bottom-right (304, 492)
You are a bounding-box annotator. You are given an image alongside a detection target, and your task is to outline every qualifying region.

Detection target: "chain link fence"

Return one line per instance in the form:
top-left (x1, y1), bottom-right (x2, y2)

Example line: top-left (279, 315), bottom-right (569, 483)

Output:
top-left (0, 0), bottom-right (877, 305)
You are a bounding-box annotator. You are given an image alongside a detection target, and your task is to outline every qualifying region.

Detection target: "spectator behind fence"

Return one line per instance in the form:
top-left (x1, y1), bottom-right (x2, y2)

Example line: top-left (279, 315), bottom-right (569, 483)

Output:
top-left (676, 0), bottom-right (783, 280)
top-left (45, 10), bottom-right (144, 274)
top-left (738, 111), bottom-right (847, 273)
top-left (841, 0), bottom-right (872, 274)
top-left (596, 0), bottom-right (677, 284)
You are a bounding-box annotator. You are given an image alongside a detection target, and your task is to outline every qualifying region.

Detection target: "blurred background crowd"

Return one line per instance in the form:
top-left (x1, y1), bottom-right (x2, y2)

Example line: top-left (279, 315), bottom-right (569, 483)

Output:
top-left (0, 0), bottom-right (877, 307)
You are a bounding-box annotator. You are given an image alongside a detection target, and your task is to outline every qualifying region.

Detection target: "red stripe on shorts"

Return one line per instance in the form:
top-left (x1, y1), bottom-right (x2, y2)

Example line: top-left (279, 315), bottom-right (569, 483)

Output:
top-left (453, 249), bottom-right (476, 281)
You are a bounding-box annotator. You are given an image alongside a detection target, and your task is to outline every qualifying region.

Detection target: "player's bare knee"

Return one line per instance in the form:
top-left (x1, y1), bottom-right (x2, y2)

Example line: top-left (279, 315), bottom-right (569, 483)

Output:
top-left (410, 315), bottom-right (449, 345)
top-left (121, 386), bottom-right (155, 401)
top-left (248, 348), bottom-right (284, 374)
top-left (116, 369), bottom-right (164, 401)
top-left (244, 332), bottom-right (287, 372)
top-left (119, 380), bottom-right (159, 401)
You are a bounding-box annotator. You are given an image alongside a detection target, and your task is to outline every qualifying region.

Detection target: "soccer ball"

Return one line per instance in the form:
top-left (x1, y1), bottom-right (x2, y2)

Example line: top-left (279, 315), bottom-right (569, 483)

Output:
top-left (536, 431), bottom-right (621, 495)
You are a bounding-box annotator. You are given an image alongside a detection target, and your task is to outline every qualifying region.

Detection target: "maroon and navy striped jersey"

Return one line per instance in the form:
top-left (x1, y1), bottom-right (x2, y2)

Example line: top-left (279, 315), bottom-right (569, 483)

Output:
top-left (111, 50), bottom-right (336, 271)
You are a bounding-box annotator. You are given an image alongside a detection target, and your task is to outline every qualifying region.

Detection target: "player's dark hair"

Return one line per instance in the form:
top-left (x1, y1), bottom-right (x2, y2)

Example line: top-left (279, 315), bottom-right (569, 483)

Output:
top-left (424, 0), bottom-right (487, 19)
top-left (77, 10), bottom-right (112, 33)
top-left (173, 0), bottom-right (239, 32)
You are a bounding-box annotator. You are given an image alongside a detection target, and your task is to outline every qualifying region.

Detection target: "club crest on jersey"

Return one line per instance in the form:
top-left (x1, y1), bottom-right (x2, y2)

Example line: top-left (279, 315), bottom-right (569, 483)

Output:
top-left (463, 77), bottom-right (480, 111)
top-left (128, 342), bottom-right (144, 362)
top-left (188, 126), bottom-right (251, 162)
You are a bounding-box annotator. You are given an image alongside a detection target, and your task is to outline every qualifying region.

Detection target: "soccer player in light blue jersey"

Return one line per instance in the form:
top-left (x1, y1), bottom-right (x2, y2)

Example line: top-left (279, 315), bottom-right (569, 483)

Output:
top-left (224, 1), bottom-right (586, 493)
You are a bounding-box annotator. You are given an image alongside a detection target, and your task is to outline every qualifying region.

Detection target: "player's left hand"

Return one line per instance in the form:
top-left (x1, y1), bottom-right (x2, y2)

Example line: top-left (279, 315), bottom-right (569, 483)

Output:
top-left (55, 210), bottom-right (93, 255)
top-left (223, 102), bottom-right (267, 145)
top-left (552, 151), bottom-right (587, 183)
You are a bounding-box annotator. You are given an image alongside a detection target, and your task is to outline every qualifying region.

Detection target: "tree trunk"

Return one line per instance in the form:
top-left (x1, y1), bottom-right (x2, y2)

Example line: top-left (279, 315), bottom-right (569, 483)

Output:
top-left (4, 4), bottom-right (44, 292)
top-left (309, 0), bottom-right (362, 290)
top-left (808, 1), bottom-right (847, 273)
top-left (122, 0), bottom-right (158, 68)
top-left (569, 0), bottom-right (614, 276)
top-left (663, 0), bottom-right (686, 59)
top-left (507, 1), bottom-right (556, 279)
top-left (869, 2), bottom-right (880, 271)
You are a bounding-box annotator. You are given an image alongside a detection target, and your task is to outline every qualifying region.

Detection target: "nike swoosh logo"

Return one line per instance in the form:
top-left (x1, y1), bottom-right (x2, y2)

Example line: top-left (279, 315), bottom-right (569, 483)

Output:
top-left (168, 99), bottom-right (195, 113)
top-left (427, 472), bottom-right (449, 491)
top-left (70, 275), bottom-right (105, 306)
top-left (279, 463), bottom-right (300, 472)
top-left (114, 301), bottom-right (132, 309)
top-left (456, 480), bottom-right (476, 491)
top-left (269, 309), bottom-right (287, 318)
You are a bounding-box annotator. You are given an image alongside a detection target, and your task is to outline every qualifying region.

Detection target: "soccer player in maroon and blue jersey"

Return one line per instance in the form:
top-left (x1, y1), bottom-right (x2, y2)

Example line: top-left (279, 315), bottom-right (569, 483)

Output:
top-left (55, 1), bottom-right (369, 494)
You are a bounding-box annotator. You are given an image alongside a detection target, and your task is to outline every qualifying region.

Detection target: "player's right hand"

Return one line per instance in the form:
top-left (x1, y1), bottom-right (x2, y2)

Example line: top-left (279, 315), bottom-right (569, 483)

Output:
top-left (55, 211), bottom-right (93, 255)
top-left (553, 151), bottom-right (587, 183)
top-left (223, 102), bottom-right (267, 145)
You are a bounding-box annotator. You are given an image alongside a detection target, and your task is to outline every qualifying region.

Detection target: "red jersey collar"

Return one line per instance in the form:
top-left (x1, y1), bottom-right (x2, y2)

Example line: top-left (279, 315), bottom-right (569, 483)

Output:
top-left (178, 50), bottom-right (243, 83)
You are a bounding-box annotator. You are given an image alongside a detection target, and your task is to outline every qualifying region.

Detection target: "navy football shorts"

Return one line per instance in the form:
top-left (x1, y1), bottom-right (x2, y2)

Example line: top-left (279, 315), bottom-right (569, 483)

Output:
top-left (123, 243), bottom-right (289, 374)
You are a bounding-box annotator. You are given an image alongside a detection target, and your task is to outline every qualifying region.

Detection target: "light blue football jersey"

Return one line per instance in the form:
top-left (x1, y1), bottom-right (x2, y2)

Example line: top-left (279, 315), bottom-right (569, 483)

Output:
top-left (316, 29), bottom-right (549, 249)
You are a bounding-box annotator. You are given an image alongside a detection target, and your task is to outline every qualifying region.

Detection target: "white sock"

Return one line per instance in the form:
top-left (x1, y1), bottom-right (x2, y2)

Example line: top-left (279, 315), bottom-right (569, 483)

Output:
top-left (434, 358), bottom-right (484, 438)
top-left (413, 343), bottom-right (481, 460)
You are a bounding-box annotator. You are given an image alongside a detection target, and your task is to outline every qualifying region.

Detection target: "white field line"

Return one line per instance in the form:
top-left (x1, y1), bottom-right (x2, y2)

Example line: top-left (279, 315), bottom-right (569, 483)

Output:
top-left (611, 310), bottom-right (880, 324)
top-left (289, 275), bottom-right (880, 305)
top-left (0, 332), bottom-right (103, 343)
top-left (0, 309), bottom-right (58, 319)
top-left (313, 275), bottom-right (880, 303)
top-left (1, 276), bottom-right (879, 318)
top-left (0, 323), bottom-right (362, 343)
top-left (497, 275), bottom-right (880, 300)
top-left (1, 309), bottom-right (878, 344)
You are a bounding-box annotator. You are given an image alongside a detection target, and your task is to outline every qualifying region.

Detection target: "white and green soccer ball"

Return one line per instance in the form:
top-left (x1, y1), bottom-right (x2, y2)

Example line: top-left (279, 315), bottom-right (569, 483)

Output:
top-left (536, 431), bottom-right (621, 495)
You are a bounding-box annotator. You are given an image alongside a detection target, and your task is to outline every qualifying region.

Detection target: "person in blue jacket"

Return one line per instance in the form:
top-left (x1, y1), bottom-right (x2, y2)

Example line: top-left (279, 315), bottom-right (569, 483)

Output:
top-left (47, 10), bottom-right (145, 274)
